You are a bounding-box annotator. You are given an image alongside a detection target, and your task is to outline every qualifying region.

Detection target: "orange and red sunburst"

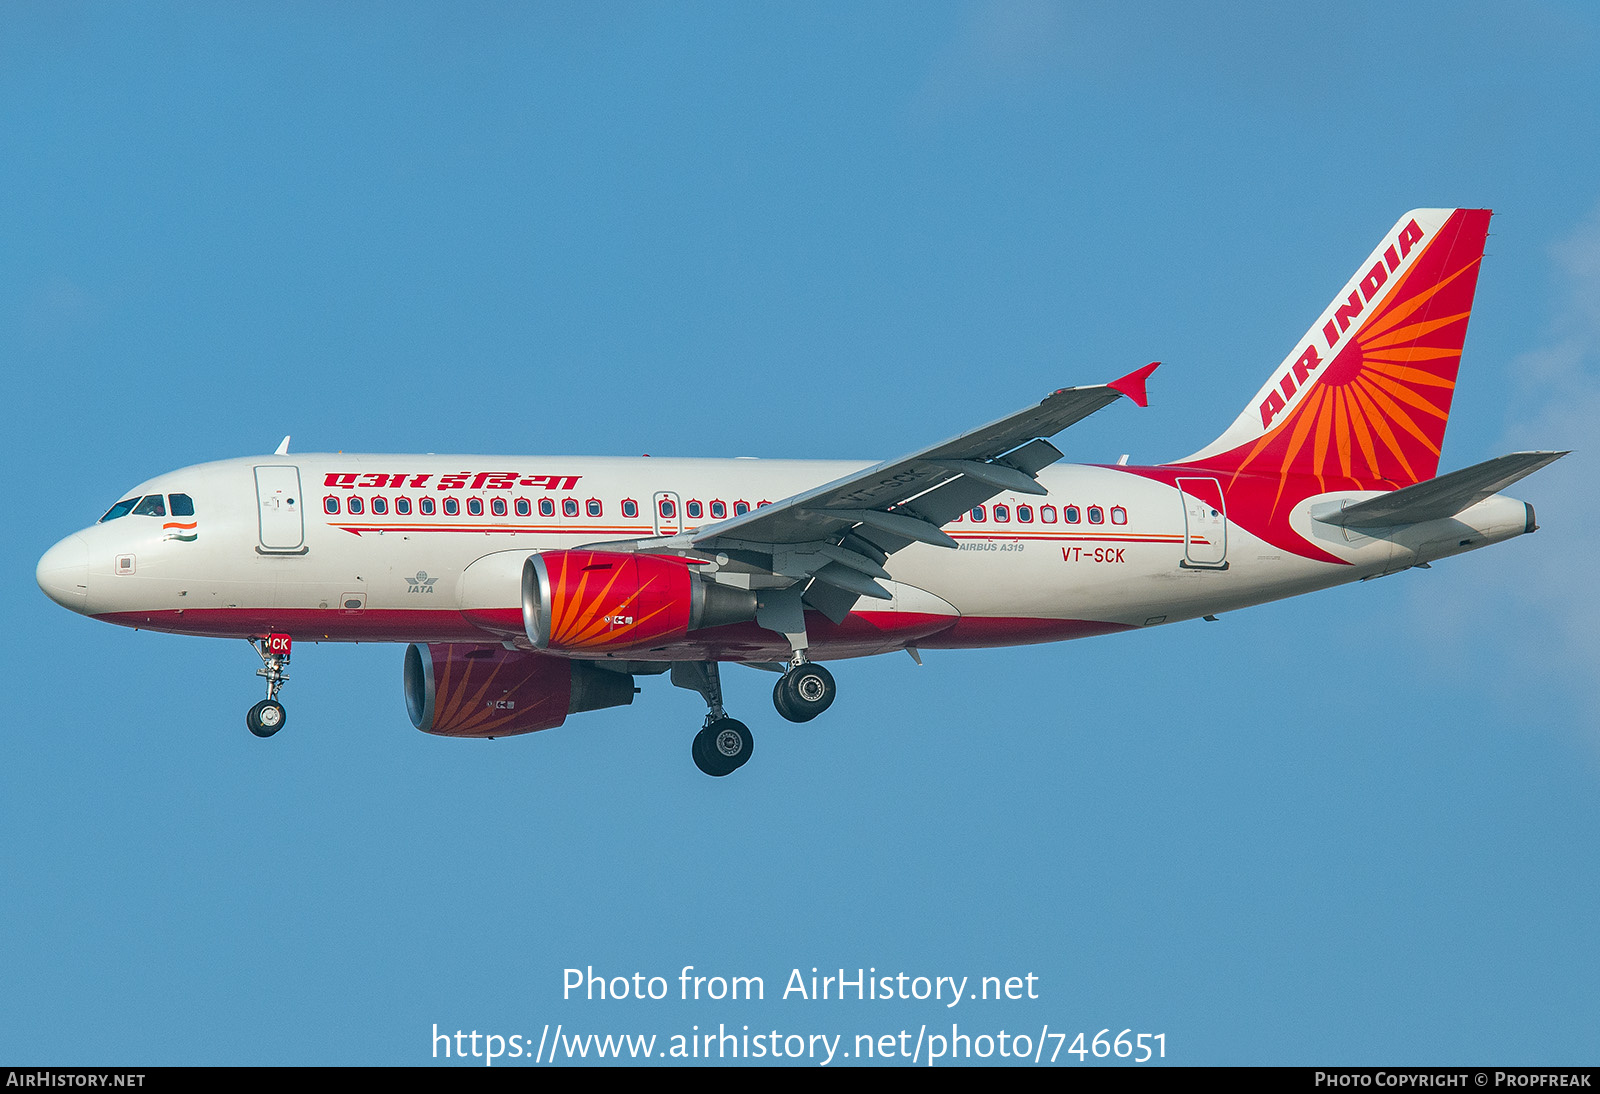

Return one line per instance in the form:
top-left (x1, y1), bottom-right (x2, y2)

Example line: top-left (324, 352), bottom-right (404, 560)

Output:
top-left (1197, 211), bottom-right (1488, 519)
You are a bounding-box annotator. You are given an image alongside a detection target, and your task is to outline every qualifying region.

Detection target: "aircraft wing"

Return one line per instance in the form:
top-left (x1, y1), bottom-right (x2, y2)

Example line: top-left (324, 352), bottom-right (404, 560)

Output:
top-left (584, 363), bottom-right (1157, 623)
top-left (695, 363), bottom-right (1158, 549)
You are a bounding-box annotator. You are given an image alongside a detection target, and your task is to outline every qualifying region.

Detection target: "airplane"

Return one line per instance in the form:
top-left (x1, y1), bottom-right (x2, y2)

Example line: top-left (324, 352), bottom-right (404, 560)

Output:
top-left (36, 208), bottom-right (1566, 777)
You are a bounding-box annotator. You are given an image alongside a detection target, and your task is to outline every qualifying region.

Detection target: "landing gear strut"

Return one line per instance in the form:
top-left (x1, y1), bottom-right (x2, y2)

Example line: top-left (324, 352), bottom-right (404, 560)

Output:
top-left (246, 633), bottom-right (292, 738)
top-left (773, 656), bottom-right (835, 723)
top-left (671, 661), bottom-right (753, 777)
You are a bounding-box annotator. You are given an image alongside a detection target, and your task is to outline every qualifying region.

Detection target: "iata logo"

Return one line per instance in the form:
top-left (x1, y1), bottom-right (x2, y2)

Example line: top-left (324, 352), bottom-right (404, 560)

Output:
top-left (488, 699), bottom-right (515, 711)
top-left (405, 571), bottom-right (438, 594)
top-left (604, 615), bottom-right (634, 628)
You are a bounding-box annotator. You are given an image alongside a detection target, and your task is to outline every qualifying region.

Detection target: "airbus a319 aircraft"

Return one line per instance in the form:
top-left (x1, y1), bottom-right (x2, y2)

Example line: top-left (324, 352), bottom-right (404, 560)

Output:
top-left (37, 209), bottom-right (1564, 776)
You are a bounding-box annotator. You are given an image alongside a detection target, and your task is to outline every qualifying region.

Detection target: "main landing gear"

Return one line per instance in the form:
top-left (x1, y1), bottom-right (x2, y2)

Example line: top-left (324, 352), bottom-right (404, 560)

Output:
top-left (246, 634), bottom-right (292, 738)
top-left (693, 717), bottom-right (754, 778)
top-left (772, 658), bottom-right (836, 723)
top-left (671, 654), bottom-right (841, 776)
top-left (671, 661), bottom-right (753, 778)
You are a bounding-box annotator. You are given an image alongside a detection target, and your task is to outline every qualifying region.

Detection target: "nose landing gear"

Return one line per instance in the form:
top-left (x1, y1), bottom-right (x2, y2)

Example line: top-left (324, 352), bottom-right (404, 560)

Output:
top-left (246, 633), bottom-right (292, 738)
top-left (246, 698), bottom-right (286, 737)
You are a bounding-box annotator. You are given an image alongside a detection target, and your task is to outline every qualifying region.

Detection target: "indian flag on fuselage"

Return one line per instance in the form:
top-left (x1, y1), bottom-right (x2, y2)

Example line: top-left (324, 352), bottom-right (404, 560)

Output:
top-left (163, 520), bottom-right (198, 542)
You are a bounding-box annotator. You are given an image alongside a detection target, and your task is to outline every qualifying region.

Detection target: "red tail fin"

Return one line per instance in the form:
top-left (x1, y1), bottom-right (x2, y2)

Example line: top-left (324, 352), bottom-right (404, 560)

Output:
top-left (1182, 208), bottom-right (1492, 501)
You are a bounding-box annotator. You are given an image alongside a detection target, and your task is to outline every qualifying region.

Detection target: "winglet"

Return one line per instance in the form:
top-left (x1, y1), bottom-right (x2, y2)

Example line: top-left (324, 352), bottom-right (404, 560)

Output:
top-left (1107, 362), bottom-right (1159, 408)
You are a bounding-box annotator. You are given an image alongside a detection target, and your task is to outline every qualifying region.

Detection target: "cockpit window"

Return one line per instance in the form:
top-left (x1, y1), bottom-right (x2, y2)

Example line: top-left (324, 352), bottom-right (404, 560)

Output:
top-left (168, 493), bottom-right (195, 517)
top-left (99, 497), bottom-right (141, 523)
top-left (132, 495), bottom-right (167, 517)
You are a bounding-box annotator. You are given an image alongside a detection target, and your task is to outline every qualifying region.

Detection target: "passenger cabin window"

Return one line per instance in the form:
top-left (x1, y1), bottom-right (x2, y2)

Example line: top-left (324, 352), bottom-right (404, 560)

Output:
top-left (539, 498), bottom-right (555, 517)
top-left (100, 497), bottom-right (141, 523)
top-left (586, 499), bottom-right (603, 517)
top-left (1065, 506), bottom-right (1080, 523)
top-left (420, 497), bottom-right (436, 516)
top-left (444, 498), bottom-right (460, 516)
top-left (1041, 505), bottom-right (1057, 523)
top-left (324, 497), bottom-right (340, 515)
top-left (734, 501), bottom-right (750, 516)
top-left (1088, 506), bottom-right (1104, 524)
top-left (970, 506), bottom-right (986, 522)
top-left (1111, 506), bottom-right (1128, 525)
top-left (132, 495), bottom-right (167, 517)
top-left (467, 498), bottom-right (483, 516)
top-left (993, 504), bottom-right (1010, 522)
top-left (348, 496), bottom-right (364, 515)
top-left (372, 497), bottom-right (388, 515)
top-left (686, 500), bottom-right (703, 519)
top-left (169, 494), bottom-right (195, 517)
top-left (1017, 505), bottom-right (1033, 523)
top-left (514, 498), bottom-right (531, 517)
top-left (396, 497), bottom-right (412, 515)
top-left (622, 499), bottom-right (639, 519)
top-left (491, 498), bottom-right (507, 517)
top-left (563, 498), bottom-right (579, 517)
top-left (710, 500), bottom-right (726, 519)
top-left (659, 499), bottom-right (676, 519)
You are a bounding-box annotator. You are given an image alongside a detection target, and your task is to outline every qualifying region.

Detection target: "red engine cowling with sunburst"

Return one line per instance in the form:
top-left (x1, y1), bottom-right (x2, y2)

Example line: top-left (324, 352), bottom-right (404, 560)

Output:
top-left (403, 643), bottom-right (636, 737)
top-left (522, 550), bottom-right (698, 653)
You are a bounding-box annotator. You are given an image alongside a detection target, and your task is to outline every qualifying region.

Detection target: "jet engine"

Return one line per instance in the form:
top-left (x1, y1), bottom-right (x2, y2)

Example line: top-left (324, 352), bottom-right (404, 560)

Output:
top-left (522, 550), bottom-right (756, 653)
top-left (403, 643), bottom-right (636, 737)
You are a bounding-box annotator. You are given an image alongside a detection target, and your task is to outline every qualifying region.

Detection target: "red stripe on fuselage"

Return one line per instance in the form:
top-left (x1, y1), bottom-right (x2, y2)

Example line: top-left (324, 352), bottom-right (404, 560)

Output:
top-left (93, 607), bottom-right (1129, 657)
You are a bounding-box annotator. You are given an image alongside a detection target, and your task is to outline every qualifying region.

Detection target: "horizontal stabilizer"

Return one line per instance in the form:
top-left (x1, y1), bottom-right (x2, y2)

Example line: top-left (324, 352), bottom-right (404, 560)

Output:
top-left (1310, 451), bottom-right (1568, 528)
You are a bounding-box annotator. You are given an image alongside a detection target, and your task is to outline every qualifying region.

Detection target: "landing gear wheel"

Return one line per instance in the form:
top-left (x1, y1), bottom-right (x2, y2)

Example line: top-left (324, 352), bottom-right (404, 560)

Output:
top-left (692, 718), bottom-right (753, 777)
top-left (246, 699), bottom-right (287, 738)
top-left (773, 663), bottom-right (835, 723)
top-left (772, 678), bottom-right (798, 722)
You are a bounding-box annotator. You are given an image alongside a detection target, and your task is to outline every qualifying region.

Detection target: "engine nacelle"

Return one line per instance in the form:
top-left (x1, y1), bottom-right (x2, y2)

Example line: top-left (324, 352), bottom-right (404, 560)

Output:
top-left (403, 643), bottom-right (635, 738)
top-left (522, 550), bottom-right (756, 653)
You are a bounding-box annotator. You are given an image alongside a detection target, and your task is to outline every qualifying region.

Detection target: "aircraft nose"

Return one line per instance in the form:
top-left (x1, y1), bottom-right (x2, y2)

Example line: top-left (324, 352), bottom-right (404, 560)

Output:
top-left (37, 534), bottom-right (90, 613)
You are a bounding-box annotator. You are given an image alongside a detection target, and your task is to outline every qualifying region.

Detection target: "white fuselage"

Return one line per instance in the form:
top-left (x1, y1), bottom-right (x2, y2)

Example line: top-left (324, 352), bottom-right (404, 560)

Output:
top-left (36, 453), bottom-right (1534, 660)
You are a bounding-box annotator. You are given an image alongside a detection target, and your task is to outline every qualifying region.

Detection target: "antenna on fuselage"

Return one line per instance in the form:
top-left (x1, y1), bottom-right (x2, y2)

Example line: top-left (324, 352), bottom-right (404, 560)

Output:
top-left (274, 436), bottom-right (291, 455)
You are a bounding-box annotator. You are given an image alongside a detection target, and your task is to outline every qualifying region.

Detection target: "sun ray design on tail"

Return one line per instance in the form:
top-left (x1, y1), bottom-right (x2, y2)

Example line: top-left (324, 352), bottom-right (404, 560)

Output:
top-left (1190, 209), bottom-right (1489, 521)
top-left (1138, 209), bottom-right (1494, 566)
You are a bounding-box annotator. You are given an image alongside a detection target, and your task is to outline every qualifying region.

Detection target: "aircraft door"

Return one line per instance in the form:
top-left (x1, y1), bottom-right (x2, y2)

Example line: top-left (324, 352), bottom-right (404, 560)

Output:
top-left (652, 491), bottom-right (682, 537)
top-left (255, 465), bottom-right (306, 552)
top-left (1177, 477), bottom-right (1228, 569)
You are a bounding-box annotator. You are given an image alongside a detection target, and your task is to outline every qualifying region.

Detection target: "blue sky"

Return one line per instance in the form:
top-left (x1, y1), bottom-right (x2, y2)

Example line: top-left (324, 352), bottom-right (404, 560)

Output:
top-left (6, 1), bottom-right (1600, 1065)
